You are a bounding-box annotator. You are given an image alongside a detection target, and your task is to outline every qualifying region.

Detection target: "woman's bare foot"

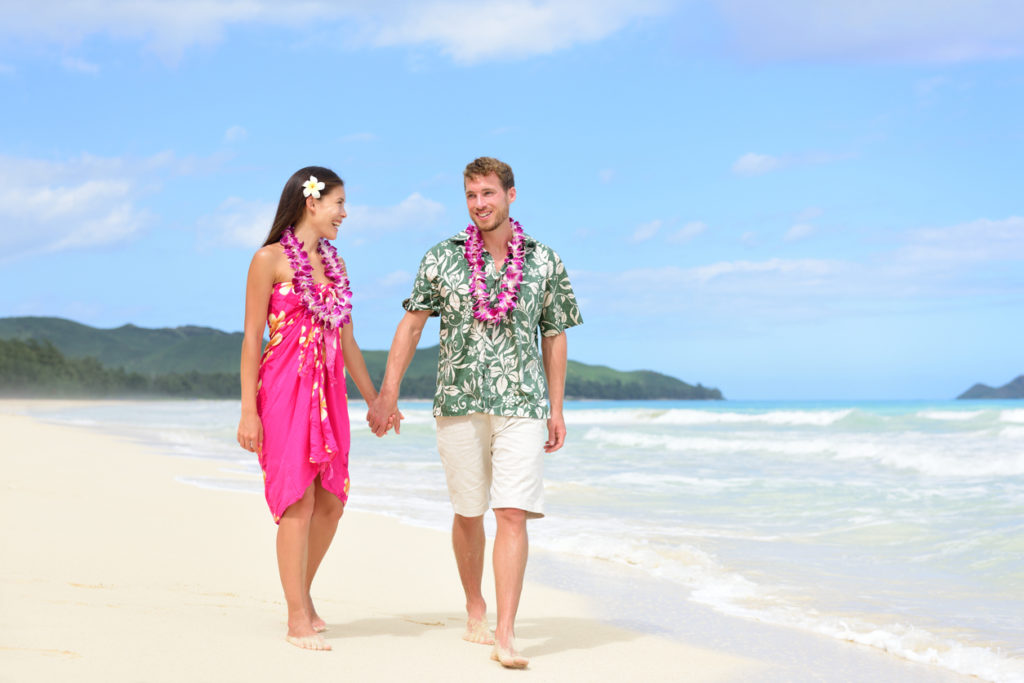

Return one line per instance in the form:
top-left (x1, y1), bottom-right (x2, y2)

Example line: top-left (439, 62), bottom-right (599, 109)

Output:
top-left (305, 595), bottom-right (328, 632)
top-left (287, 610), bottom-right (330, 650)
top-left (286, 633), bottom-right (331, 651)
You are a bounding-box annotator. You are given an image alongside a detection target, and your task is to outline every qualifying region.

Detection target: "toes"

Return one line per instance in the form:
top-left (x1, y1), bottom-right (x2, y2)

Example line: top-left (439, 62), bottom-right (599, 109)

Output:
top-left (286, 634), bottom-right (331, 651)
top-left (491, 642), bottom-right (528, 668)
top-left (463, 620), bottom-right (495, 645)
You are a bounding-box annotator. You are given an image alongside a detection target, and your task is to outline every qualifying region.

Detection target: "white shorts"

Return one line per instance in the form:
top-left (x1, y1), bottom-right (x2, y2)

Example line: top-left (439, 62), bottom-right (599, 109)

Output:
top-left (435, 413), bottom-right (546, 519)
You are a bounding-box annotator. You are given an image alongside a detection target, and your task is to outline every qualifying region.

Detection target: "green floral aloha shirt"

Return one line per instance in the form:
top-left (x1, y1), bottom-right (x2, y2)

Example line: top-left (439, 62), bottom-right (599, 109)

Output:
top-left (403, 230), bottom-right (582, 419)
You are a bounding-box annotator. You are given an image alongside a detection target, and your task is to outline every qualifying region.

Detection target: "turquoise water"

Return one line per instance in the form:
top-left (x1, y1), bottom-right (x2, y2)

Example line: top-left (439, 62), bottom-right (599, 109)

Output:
top-left (21, 399), bottom-right (1024, 682)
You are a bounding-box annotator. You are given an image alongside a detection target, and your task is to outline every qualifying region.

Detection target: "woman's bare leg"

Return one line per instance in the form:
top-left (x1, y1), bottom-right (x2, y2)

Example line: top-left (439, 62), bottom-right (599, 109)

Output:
top-left (304, 477), bottom-right (345, 631)
top-left (277, 482), bottom-right (329, 650)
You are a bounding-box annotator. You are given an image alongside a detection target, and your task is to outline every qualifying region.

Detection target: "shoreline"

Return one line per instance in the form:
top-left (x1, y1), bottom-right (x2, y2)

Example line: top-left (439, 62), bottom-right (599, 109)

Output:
top-left (0, 403), bottom-right (759, 682)
top-left (0, 400), bottom-right (978, 681)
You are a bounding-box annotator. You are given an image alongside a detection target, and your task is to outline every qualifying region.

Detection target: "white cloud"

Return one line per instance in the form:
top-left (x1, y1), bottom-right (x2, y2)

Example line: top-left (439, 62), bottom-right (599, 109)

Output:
top-left (901, 216), bottom-right (1024, 265)
top-left (371, 0), bottom-right (671, 63)
top-left (0, 1), bottom-right (291, 62)
top-left (796, 206), bottom-right (823, 221)
top-left (0, 0), bottom-right (669, 64)
top-left (224, 125), bottom-right (247, 143)
top-left (61, 56), bottom-right (99, 74)
top-left (197, 197), bottom-right (275, 248)
top-left (573, 256), bottom-right (847, 321)
top-left (575, 214), bottom-right (1024, 325)
top-left (732, 152), bottom-right (783, 176)
top-left (344, 192), bottom-right (446, 240)
top-left (713, 0), bottom-right (1024, 63)
top-left (784, 223), bottom-right (815, 242)
top-left (0, 154), bottom-right (152, 260)
top-left (668, 221), bottom-right (707, 244)
top-left (630, 219), bottom-right (661, 243)
top-left (689, 257), bottom-right (836, 285)
top-left (604, 257), bottom-right (839, 290)
top-left (3, 1), bottom-right (1020, 65)
top-left (197, 191), bottom-right (449, 249)
top-left (378, 270), bottom-right (414, 288)
top-left (732, 151), bottom-right (851, 176)
top-left (54, 203), bottom-right (141, 250)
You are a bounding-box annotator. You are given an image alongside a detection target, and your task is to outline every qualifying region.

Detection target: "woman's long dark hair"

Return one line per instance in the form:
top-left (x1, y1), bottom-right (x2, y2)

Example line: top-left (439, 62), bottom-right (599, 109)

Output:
top-left (263, 166), bottom-right (344, 246)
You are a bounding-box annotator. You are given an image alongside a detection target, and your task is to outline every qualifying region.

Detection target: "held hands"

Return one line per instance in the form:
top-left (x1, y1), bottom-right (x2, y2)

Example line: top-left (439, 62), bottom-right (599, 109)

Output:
top-left (367, 393), bottom-right (404, 437)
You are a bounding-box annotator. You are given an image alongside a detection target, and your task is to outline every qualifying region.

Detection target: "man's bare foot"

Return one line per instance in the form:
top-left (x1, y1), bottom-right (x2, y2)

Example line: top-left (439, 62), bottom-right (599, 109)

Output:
top-left (463, 618), bottom-right (494, 645)
top-left (286, 633), bottom-right (331, 651)
top-left (491, 639), bottom-right (528, 669)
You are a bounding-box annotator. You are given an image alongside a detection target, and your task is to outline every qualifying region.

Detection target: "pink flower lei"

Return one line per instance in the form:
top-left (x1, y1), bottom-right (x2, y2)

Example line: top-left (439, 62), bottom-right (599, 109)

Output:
top-left (279, 227), bottom-right (352, 330)
top-left (464, 218), bottom-right (526, 325)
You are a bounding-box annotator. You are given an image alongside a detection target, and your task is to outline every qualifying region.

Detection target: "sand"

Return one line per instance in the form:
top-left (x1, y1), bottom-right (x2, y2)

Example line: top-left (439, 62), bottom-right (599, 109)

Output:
top-left (0, 401), bottom-right (975, 682)
top-left (0, 407), bottom-right (760, 682)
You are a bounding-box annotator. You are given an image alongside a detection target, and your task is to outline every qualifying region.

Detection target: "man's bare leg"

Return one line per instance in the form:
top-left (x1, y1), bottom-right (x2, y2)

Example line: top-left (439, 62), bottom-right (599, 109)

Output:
top-left (491, 507), bottom-right (529, 668)
top-left (452, 513), bottom-right (493, 644)
top-left (304, 478), bottom-right (344, 632)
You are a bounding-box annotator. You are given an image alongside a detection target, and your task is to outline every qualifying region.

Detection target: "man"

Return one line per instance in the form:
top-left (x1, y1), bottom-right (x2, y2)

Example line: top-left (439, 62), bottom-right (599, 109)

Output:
top-left (367, 157), bottom-right (582, 668)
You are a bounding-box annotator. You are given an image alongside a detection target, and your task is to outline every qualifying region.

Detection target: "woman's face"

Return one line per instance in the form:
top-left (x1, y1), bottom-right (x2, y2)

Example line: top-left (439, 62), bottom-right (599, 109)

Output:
top-left (311, 185), bottom-right (346, 241)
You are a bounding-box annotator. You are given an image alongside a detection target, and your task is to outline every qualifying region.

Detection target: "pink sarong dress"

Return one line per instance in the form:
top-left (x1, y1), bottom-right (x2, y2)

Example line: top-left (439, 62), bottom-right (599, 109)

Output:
top-left (256, 280), bottom-right (350, 523)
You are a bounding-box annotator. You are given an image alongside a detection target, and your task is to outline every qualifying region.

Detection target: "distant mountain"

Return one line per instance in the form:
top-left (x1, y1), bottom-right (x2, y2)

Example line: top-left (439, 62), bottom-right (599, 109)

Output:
top-left (0, 316), bottom-right (722, 400)
top-left (957, 375), bottom-right (1024, 400)
top-left (0, 316), bottom-right (243, 374)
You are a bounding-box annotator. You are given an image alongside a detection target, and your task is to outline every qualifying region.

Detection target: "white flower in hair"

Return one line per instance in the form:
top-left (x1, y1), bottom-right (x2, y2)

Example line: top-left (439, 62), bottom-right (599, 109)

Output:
top-left (302, 176), bottom-right (326, 199)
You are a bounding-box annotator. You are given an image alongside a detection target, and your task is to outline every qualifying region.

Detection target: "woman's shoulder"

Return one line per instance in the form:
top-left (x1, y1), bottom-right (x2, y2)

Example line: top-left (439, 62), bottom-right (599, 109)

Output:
top-left (254, 241), bottom-right (284, 258)
top-left (251, 242), bottom-right (286, 266)
top-left (248, 242), bottom-right (290, 282)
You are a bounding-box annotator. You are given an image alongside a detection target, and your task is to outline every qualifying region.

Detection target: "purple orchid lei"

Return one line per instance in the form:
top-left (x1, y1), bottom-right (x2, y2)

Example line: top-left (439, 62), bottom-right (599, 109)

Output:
top-left (463, 218), bottom-right (526, 325)
top-left (279, 227), bottom-right (352, 330)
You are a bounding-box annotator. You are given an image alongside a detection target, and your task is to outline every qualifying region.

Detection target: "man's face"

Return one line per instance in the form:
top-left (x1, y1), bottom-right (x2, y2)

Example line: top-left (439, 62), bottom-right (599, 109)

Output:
top-left (465, 172), bottom-right (516, 233)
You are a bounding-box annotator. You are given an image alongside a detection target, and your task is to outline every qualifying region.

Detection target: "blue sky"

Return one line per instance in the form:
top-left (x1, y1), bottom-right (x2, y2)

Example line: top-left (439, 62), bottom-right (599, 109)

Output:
top-left (1, 1), bottom-right (1022, 400)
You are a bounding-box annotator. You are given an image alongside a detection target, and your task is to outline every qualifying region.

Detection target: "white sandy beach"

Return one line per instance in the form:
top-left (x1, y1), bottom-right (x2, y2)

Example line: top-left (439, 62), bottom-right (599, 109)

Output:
top-left (0, 401), bottom-right (978, 682)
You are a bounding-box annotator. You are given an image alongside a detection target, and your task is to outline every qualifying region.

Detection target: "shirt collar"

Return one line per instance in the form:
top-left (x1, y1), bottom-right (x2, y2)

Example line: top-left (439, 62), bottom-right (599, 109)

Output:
top-left (449, 228), bottom-right (537, 251)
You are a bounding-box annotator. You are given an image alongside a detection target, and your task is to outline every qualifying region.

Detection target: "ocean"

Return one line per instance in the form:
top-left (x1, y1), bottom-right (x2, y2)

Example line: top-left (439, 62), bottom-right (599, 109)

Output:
top-left (20, 398), bottom-right (1024, 682)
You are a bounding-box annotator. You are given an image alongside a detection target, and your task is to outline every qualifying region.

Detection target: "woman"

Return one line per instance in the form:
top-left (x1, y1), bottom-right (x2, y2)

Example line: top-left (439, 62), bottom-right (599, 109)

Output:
top-left (237, 166), bottom-right (394, 650)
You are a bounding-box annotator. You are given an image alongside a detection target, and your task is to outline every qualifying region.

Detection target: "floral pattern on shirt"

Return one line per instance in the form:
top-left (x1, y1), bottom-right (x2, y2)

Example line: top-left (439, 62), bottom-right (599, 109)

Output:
top-left (403, 230), bottom-right (582, 419)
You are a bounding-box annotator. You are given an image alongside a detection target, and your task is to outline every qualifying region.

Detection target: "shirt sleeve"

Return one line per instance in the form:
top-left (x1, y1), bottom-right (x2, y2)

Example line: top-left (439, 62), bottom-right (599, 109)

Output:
top-left (402, 250), bottom-right (442, 316)
top-left (539, 250), bottom-right (582, 337)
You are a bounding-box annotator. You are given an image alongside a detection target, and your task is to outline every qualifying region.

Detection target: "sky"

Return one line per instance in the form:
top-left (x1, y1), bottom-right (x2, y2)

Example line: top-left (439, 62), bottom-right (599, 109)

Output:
top-left (1, 0), bottom-right (1022, 400)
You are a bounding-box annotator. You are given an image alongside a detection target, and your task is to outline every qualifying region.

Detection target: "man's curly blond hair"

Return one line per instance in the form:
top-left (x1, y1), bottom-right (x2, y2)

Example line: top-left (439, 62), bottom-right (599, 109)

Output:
top-left (464, 157), bottom-right (515, 191)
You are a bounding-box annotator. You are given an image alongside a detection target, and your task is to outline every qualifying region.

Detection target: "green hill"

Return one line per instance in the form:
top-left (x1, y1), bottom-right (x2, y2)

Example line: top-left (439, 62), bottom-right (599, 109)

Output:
top-left (0, 316), bottom-right (722, 400)
top-left (0, 317), bottom-right (244, 374)
top-left (957, 375), bottom-right (1024, 399)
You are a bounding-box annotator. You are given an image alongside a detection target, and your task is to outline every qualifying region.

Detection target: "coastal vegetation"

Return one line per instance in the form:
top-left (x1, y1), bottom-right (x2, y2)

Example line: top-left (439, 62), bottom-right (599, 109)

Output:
top-left (0, 338), bottom-right (237, 397)
top-left (0, 317), bottom-right (722, 400)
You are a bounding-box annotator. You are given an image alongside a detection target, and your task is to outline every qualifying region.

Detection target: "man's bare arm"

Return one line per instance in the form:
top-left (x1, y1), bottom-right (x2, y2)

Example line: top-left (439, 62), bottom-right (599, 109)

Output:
top-left (367, 310), bottom-right (431, 436)
top-left (541, 331), bottom-right (568, 453)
